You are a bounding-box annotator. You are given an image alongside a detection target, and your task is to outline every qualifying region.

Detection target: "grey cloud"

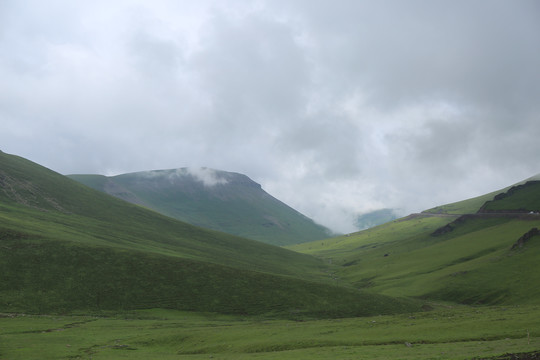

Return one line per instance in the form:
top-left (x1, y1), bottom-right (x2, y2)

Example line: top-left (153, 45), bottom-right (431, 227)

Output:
top-left (276, 113), bottom-right (364, 181)
top-left (1, 0), bottom-right (539, 233)
top-left (128, 32), bottom-right (183, 80)
top-left (192, 11), bottom-right (309, 121)
top-left (286, 0), bottom-right (540, 107)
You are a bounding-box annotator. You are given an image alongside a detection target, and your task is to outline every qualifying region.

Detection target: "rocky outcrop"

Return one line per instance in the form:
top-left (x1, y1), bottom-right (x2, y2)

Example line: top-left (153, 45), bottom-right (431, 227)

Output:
top-left (510, 228), bottom-right (539, 250)
top-left (431, 215), bottom-right (472, 236)
top-left (478, 181), bottom-right (540, 213)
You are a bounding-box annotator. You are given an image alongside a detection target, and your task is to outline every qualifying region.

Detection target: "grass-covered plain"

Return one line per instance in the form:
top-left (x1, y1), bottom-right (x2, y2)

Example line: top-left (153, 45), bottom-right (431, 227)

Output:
top-left (1, 305), bottom-right (539, 359)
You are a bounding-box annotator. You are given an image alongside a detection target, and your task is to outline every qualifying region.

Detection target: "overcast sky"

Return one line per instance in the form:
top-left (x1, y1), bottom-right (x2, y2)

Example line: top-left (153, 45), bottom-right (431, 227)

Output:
top-left (1, 0), bottom-right (539, 233)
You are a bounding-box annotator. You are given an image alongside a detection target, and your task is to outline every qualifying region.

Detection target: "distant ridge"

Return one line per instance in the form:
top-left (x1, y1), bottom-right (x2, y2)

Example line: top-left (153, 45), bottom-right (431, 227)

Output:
top-left (69, 168), bottom-right (331, 246)
top-left (355, 208), bottom-right (398, 230)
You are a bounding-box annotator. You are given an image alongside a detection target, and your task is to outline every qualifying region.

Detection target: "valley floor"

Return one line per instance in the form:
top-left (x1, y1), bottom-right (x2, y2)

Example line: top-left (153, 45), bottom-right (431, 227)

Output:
top-left (1, 305), bottom-right (539, 359)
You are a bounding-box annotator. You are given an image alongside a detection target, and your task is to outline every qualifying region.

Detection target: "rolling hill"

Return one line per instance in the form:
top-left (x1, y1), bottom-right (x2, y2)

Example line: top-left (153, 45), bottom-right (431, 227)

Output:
top-left (289, 178), bottom-right (540, 306)
top-left (0, 150), bottom-right (418, 317)
top-left (68, 169), bottom-right (331, 246)
top-left (3, 152), bottom-right (540, 359)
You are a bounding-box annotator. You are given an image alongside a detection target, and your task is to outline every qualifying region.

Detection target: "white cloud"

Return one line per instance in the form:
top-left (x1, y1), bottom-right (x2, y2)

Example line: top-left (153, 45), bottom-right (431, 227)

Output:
top-left (183, 168), bottom-right (229, 187)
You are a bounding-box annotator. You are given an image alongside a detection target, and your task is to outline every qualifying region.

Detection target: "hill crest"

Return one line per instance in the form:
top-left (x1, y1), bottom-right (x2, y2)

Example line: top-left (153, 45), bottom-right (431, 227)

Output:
top-left (69, 168), bottom-right (331, 246)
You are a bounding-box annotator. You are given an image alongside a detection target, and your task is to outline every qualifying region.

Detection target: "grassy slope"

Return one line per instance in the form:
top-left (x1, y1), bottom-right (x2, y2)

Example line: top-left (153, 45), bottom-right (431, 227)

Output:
top-left (423, 190), bottom-right (504, 214)
top-left (69, 171), bottom-right (331, 246)
top-left (423, 176), bottom-right (540, 215)
top-left (290, 181), bottom-right (540, 305)
top-left (0, 151), bottom-right (418, 317)
top-left (289, 214), bottom-right (454, 260)
top-left (0, 153), bottom-right (320, 275)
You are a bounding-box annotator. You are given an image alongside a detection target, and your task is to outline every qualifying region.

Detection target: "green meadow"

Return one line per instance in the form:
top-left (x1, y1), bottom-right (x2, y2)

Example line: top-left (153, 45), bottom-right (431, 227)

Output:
top-left (1, 305), bottom-right (539, 359)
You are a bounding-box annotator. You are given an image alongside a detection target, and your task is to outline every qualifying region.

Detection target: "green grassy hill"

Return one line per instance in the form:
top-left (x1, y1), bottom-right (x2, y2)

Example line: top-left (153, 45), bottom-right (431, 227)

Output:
top-left (0, 151), bottom-right (418, 317)
top-left (422, 189), bottom-right (505, 214)
top-left (289, 178), bottom-right (540, 306)
top-left (423, 175), bottom-right (540, 215)
top-left (68, 169), bottom-right (331, 246)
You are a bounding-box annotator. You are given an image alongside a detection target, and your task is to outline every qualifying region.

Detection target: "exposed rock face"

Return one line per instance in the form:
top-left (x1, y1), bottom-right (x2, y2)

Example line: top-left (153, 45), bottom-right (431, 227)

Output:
top-left (478, 181), bottom-right (540, 213)
top-left (0, 170), bottom-right (68, 213)
top-left (510, 228), bottom-right (539, 250)
top-left (431, 223), bottom-right (454, 236)
top-left (478, 350), bottom-right (540, 359)
top-left (431, 215), bottom-right (472, 236)
top-left (494, 181), bottom-right (540, 201)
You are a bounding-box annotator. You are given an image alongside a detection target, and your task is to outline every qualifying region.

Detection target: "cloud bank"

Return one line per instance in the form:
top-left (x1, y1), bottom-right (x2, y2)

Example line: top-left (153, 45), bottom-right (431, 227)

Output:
top-left (1, 0), bottom-right (539, 232)
top-left (183, 168), bottom-right (229, 187)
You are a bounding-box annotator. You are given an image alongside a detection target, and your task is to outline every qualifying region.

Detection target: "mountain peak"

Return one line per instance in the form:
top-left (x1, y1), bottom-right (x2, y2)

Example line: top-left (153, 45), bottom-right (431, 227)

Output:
top-left (121, 167), bottom-right (261, 189)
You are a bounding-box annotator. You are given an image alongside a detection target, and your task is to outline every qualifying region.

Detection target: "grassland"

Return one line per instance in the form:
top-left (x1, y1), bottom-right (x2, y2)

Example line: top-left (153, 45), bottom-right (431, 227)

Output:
top-left (1, 305), bottom-right (539, 359)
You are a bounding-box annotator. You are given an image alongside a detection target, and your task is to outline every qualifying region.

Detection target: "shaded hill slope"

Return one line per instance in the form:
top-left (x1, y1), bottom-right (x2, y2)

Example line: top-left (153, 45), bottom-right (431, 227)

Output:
top-left (289, 177), bottom-right (540, 306)
top-left (479, 180), bottom-right (540, 213)
top-left (68, 169), bottom-right (330, 246)
top-left (0, 151), bottom-right (418, 317)
top-left (423, 174), bottom-right (540, 215)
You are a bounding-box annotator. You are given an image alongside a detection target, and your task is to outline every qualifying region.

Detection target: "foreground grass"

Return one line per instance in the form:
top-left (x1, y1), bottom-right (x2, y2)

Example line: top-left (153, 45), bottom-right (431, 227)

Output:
top-left (1, 305), bottom-right (539, 359)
